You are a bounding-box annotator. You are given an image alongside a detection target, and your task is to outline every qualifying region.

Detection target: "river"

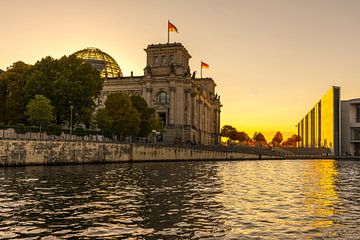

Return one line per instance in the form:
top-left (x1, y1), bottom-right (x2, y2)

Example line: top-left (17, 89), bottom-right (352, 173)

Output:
top-left (0, 159), bottom-right (360, 239)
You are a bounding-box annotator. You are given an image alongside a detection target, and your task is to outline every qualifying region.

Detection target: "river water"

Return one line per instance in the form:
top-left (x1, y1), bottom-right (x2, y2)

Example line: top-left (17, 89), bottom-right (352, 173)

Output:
top-left (0, 159), bottom-right (359, 239)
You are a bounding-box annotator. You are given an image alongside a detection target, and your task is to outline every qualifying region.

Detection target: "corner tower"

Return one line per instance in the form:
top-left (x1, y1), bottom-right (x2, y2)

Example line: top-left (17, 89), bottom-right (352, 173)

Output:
top-left (144, 43), bottom-right (191, 77)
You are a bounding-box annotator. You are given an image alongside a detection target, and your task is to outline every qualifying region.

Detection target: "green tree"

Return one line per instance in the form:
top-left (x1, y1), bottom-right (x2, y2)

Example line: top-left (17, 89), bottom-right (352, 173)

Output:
top-left (105, 93), bottom-right (140, 140)
top-left (24, 55), bottom-right (103, 126)
top-left (0, 75), bottom-right (7, 122)
top-left (23, 56), bottom-right (56, 102)
top-left (0, 61), bottom-right (30, 124)
top-left (25, 95), bottom-right (54, 133)
top-left (271, 131), bottom-right (283, 146)
top-left (130, 95), bottom-right (164, 137)
top-left (93, 108), bottom-right (112, 134)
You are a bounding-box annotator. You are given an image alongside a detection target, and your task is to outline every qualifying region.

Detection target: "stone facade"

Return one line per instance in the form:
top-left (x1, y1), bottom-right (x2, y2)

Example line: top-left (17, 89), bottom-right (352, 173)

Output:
top-left (98, 43), bottom-right (222, 145)
top-left (0, 140), bottom-right (266, 166)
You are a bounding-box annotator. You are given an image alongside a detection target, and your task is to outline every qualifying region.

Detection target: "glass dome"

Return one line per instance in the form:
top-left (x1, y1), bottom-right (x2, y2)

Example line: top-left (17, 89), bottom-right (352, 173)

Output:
top-left (73, 47), bottom-right (122, 78)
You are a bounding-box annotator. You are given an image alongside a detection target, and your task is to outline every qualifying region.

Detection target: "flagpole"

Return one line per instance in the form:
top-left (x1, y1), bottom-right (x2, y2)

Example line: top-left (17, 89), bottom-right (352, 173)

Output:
top-left (167, 20), bottom-right (170, 43)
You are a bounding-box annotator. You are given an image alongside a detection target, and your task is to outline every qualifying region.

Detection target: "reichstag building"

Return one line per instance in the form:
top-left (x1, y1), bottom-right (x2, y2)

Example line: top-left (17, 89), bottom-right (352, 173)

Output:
top-left (74, 43), bottom-right (222, 145)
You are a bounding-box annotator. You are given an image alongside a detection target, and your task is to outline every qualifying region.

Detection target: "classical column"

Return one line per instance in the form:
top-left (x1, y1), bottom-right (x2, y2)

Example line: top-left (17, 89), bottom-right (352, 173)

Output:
top-left (146, 88), bottom-right (152, 106)
top-left (192, 94), bottom-right (197, 127)
top-left (217, 110), bottom-right (221, 143)
top-left (169, 87), bottom-right (175, 124)
top-left (186, 90), bottom-right (191, 126)
top-left (199, 100), bottom-right (204, 143)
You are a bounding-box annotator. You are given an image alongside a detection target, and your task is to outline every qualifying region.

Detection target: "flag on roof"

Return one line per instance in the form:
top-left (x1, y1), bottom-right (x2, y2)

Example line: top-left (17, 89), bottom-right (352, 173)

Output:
top-left (201, 61), bottom-right (209, 69)
top-left (168, 21), bottom-right (178, 33)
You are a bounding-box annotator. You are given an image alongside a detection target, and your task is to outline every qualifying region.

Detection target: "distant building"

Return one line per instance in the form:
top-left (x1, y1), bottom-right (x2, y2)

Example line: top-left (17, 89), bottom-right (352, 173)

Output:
top-left (74, 43), bottom-right (222, 145)
top-left (296, 86), bottom-right (360, 156)
top-left (341, 99), bottom-right (360, 156)
top-left (296, 86), bottom-right (340, 155)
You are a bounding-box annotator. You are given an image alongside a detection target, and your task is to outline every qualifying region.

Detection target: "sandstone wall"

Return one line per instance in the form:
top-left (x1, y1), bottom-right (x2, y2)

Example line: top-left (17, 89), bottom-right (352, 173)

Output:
top-left (0, 140), bottom-right (266, 166)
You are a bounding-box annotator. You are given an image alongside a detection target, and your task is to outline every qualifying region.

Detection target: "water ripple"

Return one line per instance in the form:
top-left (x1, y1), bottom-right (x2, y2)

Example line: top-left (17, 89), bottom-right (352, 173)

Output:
top-left (0, 160), bottom-right (360, 239)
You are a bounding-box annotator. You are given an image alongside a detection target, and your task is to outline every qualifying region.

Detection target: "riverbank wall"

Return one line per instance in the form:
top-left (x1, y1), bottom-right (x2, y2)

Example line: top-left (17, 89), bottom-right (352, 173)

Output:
top-left (0, 140), bottom-right (272, 166)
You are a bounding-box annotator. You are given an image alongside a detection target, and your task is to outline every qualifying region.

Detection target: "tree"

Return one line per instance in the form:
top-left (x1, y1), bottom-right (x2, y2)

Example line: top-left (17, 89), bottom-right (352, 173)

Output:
top-left (271, 131), bottom-right (283, 147)
top-left (0, 61), bottom-right (30, 124)
top-left (105, 93), bottom-right (141, 140)
top-left (25, 95), bottom-right (54, 133)
top-left (130, 95), bottom-right (163, 137)
top-left (220, 125), bottom-right (237, 141)
top-left (234, 131), bottom-right (249, 143)
top-left (93, 108), bottom-right (112, 135)
top-left (253, 132), bottom-right (267, 145)
top-left (24, 55), bottom-right (103, 126)
top-left (281, 134), bottom-right (302, 147)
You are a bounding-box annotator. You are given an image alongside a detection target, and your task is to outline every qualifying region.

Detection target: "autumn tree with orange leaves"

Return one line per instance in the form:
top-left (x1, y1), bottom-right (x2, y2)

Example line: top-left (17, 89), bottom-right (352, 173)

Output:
top-left (281, 134), bottom-right (301, 147)
top-left (271, 131), bottom-right (283, 147)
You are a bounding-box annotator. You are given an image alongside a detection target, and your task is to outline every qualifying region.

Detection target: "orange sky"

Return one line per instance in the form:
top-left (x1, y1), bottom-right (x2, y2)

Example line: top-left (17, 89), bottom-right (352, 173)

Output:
top-left (1, 0), bottom-right (360, 140)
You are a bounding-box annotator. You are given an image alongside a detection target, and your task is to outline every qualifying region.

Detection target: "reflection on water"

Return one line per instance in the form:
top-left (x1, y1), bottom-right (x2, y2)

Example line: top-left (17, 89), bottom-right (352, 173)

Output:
top-left (0, 160), bottom-right (360, 239)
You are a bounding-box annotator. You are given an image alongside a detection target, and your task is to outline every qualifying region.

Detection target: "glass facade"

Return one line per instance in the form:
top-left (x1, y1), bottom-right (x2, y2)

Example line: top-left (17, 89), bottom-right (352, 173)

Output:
top-left (296, 86), bottom-right (340, 155)
top-left (73, 48), bottom-right (122, 78)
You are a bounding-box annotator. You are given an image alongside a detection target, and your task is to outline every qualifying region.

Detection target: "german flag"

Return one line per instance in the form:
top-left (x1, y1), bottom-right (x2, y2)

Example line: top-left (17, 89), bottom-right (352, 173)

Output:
top-left (201, 61), bottom-right (209, 69)
top-left (168, 21), bottom-right (178, 33)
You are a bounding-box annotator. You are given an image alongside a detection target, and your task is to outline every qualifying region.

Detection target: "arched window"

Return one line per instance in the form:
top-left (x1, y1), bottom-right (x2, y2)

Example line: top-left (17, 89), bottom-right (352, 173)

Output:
top-left (154, 56), bottom-right (160, 64)
top-left (156, 91), bottom-right (168, 104)
top-left (162, 55), bottom-right (167, 64)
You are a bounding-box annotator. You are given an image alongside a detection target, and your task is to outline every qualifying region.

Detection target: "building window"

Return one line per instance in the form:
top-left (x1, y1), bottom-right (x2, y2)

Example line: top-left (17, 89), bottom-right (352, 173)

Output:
top-left (169, 55), bottom-right (175, 63)
top-left (162, 55), bottom-right (167, 64)
top-left (356, 104), bottom-right (360, 122)
top-left (352, 128), bottom-right (360, 140)
top-left (354, 143), bottom-right (360, 156)
top-left (158, 112), bottom-right (167, 125)
top-left (154, 56), bottom-right (160, 64)
top-left (156, 91), bottom-right (168, 104)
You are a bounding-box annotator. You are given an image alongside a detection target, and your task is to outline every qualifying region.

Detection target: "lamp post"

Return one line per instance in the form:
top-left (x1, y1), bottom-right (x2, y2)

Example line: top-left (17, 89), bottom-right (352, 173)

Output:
top-left (70, 105), bottom-right (74, 138)
top-left (152, 129), bottom-right (156, 143)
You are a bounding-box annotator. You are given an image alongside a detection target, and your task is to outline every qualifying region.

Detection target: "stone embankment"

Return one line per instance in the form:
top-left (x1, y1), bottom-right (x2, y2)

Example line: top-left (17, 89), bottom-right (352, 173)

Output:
top-left (0, 140), bottom-right (274, 166)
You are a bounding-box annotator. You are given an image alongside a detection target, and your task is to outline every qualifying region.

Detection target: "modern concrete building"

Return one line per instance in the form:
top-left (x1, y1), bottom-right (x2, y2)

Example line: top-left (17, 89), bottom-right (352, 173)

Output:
top-left (75, 43), bottom-right (222, 145)
top-left (341, 99), bottom-right (360, 156)
top-left (296, 86), bottom-right (360, 156)
top-left (296, 86), bottom-right (340, 155)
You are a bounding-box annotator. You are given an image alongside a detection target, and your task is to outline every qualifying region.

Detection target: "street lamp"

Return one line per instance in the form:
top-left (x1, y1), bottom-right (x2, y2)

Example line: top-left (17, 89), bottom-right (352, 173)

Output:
top-left (70, 105), bottom-right (74, 138)
top-left (152, 129), bottom-right (157, 143)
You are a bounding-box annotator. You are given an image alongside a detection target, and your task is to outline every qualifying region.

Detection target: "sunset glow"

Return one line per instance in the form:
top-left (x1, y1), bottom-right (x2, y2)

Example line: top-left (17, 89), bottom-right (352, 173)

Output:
top-left (2, 0), bottom-right (360, 140)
